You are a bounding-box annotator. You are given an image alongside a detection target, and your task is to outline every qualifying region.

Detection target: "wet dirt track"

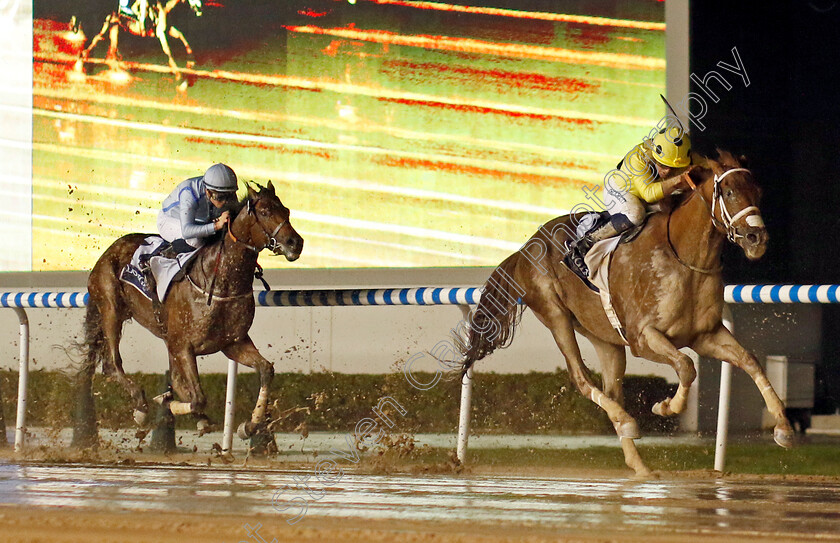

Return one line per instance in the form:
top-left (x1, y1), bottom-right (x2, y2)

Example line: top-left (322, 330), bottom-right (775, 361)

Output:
top-left (2, 463), bottom-right (840, 542)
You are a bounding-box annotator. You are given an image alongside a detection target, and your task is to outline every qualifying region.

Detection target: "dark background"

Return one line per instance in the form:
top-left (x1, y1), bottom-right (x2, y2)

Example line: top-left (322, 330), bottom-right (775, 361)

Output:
top-left (691, 0), bottom-right (840, 412)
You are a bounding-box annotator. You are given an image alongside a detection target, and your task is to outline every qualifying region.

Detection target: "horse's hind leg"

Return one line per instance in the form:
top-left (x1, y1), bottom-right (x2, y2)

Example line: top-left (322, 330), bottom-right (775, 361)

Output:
top-left (154, 19), bottom-right (182, 79)
top-left (536, 309), bottom-right (650, 476)
top-left (75, 14), bottom-right (117, 71)
top-left (98, 300), bottom-right (149, 425)
top-left (166, 347), bottom-right (210, 433)
top-left (692, 324), bottom-right (794, 448)
top-left (167, 25), bottom-right (195, 69)
top-left (222, 336), bottom-right (275, 439)
top-left (580, 330), bottom-right (627, 406)
top-left (636, 326), bottom-right (696, 417)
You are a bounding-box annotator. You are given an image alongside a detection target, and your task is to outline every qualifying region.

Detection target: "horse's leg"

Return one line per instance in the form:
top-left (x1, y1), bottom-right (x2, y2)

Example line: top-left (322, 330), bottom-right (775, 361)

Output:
top-left (98, 300), bottom-right (149, 425)
top-left (166, 346), bottom-right (210, 433)
top-left (167, 25), bottom-right (195, 69)
top-left (580, 330), bottom-right (627, 406)
top-left (106, 22), bottom-right (120, 68)
top-left (535, 309), bottom-right (650, 475)
top-left (691, 324), bottom-right (794, 448)
top-left (76, 14), bottom-right (116, 71)
top-left (155, 18), bottom-right (181, 79)
top-left (635, 326), bottom-right (697, 417)
top-left (222, 336), bottom-right (274, 438)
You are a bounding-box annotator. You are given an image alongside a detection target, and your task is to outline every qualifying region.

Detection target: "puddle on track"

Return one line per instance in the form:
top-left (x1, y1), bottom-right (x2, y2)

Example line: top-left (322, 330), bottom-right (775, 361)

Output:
top-left (2, 464), bottom-right (840, 539)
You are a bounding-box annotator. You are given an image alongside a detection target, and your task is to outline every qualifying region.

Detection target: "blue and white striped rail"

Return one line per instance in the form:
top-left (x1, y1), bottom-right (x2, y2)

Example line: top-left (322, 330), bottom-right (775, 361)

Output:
top-left (725, 284), bottom-right (840, 304)
top-left (1, 291), bottom-right (89, 308)
top-left (3, 284), bottom-right (839, 458)
top-left (255, 287), bottom-right (480, 307)
top-left (4, 285), bottom-right (840, 309)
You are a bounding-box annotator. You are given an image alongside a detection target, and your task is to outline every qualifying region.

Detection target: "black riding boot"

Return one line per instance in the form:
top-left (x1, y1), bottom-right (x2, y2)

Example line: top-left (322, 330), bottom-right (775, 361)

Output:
top-left (571, 213), bottom-right (636, 256)
top-left (160, 238), bottom-right (197, 259)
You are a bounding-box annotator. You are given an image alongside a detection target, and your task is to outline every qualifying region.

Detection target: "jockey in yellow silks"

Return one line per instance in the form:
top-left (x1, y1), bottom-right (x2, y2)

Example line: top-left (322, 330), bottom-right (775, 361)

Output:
top-left (572, 125), bottom-right (692, 253)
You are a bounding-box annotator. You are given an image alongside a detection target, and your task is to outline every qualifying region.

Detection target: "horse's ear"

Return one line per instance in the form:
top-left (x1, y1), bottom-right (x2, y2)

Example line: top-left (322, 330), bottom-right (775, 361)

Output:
top-left (246, 182), bottom-right (258, 201)
top-left (739, 154), bottom-right (750, 168)
top-left (266, 180), bottom-right (275, 194)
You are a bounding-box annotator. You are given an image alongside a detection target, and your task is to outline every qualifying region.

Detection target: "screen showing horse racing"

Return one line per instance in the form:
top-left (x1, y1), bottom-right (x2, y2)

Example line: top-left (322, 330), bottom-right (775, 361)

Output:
top-left (17, 0), bottom-right (665, 271)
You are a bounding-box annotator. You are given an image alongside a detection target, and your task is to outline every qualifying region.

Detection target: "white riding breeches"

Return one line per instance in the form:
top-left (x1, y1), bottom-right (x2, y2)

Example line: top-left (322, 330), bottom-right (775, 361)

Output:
top-left (604, 186), bottom-right (647, 226)
top-left (157, 210), bottom-right (206, 249)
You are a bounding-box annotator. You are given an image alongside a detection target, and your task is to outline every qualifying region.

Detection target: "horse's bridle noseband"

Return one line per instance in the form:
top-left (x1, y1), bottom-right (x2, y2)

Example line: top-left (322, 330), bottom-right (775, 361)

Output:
top-left (681, 166), bottom-right (764, 242)
top-left (227, 199), bottom-right (288, 254)
top-left (709, 167), bottom-right (763, 243)
top-left (668, 166), bottom-right (764, 274)
top-left (258, 217), bottom-right (287, 254)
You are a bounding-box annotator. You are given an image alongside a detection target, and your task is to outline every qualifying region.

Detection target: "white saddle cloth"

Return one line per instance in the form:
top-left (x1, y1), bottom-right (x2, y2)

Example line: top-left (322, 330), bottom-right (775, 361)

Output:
top-left (584, 237), bottom-right (628, 344)
top-left (125, 236), bottom-right (200, 301)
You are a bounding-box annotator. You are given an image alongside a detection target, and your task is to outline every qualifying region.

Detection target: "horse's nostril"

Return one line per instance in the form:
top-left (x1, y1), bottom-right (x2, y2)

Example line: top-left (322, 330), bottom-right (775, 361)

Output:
top-left (747, 233), bottom-right (759, 244)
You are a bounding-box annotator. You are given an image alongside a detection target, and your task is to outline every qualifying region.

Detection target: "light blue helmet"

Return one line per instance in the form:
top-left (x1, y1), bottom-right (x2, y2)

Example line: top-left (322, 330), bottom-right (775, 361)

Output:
top-left (203, 163), bottom-right (237, 192)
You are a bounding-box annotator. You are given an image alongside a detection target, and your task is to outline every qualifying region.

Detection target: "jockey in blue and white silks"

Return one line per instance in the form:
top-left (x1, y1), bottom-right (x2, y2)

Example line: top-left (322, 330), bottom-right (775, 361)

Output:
top-left (157, 163), bottom-right (238, 252)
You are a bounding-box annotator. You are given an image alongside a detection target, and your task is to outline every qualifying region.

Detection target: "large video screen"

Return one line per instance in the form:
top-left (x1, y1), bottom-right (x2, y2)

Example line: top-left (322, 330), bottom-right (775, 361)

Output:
top-left (14, 0), bottom-right (664, 271)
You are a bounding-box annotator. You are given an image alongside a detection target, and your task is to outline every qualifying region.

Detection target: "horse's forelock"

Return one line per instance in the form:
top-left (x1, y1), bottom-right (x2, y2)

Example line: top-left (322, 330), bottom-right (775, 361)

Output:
top-left (715, 148), bottom-right (742, 168)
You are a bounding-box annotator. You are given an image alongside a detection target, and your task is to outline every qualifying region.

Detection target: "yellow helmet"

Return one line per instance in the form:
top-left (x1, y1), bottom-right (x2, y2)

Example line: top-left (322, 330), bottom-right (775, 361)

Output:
top-left (649, 126), bottom-right (691, 168)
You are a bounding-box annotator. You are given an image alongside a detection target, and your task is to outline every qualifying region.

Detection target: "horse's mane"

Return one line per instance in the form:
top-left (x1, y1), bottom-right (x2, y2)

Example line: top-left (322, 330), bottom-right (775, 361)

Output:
top-left (667, 149), bottom-right (745, 209)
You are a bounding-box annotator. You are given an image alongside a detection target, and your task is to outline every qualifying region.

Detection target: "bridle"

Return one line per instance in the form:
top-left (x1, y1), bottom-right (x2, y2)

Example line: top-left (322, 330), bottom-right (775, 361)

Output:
top-left (668, 166), bottom-right (763, 274)
top-left (227, 198), bottom-right (288, 254)
top-left (202, 198), bottom-right (286, 304)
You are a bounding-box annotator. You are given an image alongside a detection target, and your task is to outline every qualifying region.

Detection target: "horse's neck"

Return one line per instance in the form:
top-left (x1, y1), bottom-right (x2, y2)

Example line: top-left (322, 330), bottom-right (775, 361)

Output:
top-left (668, 188), bottom-right (725, 271)
top-left (193, 239), bottom-right (258, 295)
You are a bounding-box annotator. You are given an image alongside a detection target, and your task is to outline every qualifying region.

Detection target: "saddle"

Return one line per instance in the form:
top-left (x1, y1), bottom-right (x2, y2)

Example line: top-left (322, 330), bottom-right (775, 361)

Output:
top-left (563, 212), bottom-right (645, 292)
top-left (120, 236), bottom-right (200, 302)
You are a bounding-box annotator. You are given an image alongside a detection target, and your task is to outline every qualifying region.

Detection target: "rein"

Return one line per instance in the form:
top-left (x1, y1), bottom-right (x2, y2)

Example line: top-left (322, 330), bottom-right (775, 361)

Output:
top-left (666, 167), bottom-right (759, 274)
top-left (200, 203), bottom-right (285, 304)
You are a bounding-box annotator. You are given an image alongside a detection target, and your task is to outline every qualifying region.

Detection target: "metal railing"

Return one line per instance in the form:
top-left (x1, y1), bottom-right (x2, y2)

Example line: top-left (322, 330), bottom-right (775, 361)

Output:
top-left (3, 285), bottom-right (839, 468)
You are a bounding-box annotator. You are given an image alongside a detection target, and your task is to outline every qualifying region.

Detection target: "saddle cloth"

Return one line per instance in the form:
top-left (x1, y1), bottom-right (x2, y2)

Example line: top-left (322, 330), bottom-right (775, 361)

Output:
top-left (584, 237), bottom-right (628, 344)
top-left (562, 212), bottom-right (645, 344)
top-left (120, 236), bottom-right (199, 302)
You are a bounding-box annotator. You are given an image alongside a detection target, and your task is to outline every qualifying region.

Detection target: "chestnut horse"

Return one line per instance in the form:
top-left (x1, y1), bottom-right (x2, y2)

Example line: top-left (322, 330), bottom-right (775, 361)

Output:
top-left (458, 151), bottom-right (793, 475)
top-left (72, 181), bottom-right (303, 447)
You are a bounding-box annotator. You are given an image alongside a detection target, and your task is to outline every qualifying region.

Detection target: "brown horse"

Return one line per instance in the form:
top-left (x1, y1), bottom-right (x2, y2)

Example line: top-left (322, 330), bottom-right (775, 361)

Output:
top-left (458, 150), bottom-right (792, 475)
top-left (72, 181), bottom-right (303, 447)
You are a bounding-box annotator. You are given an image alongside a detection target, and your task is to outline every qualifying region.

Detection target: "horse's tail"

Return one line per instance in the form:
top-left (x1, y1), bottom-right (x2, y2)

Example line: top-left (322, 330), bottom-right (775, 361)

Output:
top-left (457, 252), bottom-right (525, 377)
top-left (79, 302), bottom-right (108, 375)
top-left (70, 302), bottom-right (106, 447)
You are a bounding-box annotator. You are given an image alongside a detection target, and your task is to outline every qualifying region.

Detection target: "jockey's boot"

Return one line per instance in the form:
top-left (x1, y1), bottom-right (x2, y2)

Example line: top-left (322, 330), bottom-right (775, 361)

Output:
top-left (569, 214), bottom-right (635, 256)
top-left (160, 239), bottom-right (197, 259)
top-left (138, 241), bottom-right (170, 273)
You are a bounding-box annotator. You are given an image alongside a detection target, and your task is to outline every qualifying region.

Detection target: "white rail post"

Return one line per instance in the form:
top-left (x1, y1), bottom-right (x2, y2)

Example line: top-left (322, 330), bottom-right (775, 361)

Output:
top-left (13, 307), bottom-right (29, 453)
top-left (457, 366), bottom-right (473, 463)
top-left (222, 358), bottom-right (238, 454)
top-left (714, 305), bottom-right (735, 472)
top-left (456, 304), bottom-right (473, 463)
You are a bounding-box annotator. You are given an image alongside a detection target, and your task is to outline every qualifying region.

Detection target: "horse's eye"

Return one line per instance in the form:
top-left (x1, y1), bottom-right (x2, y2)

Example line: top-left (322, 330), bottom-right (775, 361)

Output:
top-left (725, 189), bottom-right (734, 198)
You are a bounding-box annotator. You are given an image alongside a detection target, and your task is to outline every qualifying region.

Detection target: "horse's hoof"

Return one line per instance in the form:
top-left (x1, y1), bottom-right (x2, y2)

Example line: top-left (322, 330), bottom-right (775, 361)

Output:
top-left (133, 409), bottom-right (148, 426)
top-left (177, 80), bottom-right (188, 93)
top-left (237, 422), bottom-right (251, 440)
top-left (73, 60), bottom-right (84, 73)
top-left (615, 420), bottom-right (641, 439)
top-left (632, 467), bottom-right (656, 479)
top-left (774, 426), bottom-right (795, 449)
top-left (652, 399), bottom-right (674, 417)
top-left (197, 419), bottom-right (212, 436)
